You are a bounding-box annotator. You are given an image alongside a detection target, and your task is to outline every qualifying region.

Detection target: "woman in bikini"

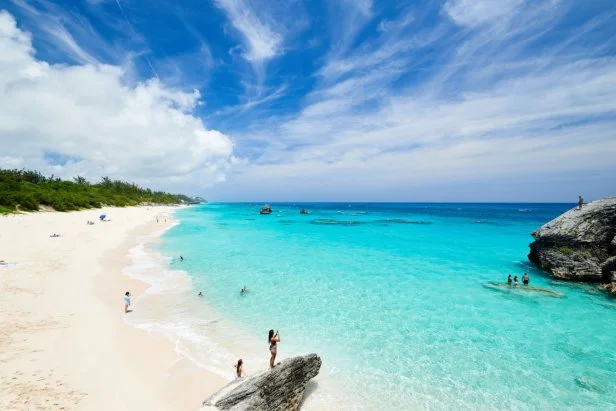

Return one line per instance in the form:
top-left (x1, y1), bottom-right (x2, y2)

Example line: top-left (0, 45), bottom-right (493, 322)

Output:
top-left (268, 329), bottom-right (280, 369)
top-left (234, 359), bottom-right (243, 379)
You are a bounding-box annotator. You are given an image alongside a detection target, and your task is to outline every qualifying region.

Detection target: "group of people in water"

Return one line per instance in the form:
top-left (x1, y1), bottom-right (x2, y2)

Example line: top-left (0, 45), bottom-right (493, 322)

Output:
top-left (508, 273), bottom-right (530, 286)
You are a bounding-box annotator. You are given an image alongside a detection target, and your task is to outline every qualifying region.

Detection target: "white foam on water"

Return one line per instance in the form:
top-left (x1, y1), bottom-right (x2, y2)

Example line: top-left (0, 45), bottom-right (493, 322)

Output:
top-left (119, 220), bottom-right (362, 409)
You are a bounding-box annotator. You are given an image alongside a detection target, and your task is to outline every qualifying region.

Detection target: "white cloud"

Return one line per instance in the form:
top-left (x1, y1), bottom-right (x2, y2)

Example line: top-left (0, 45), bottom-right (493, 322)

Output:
top-left (214, 0), bottom-right (282, 62)
top-left (0, 11), bottom-right (234, 191)
top-left (443, 0), bottom-right (525, 28)
top-left (210, 0), bottom-right (616, 201)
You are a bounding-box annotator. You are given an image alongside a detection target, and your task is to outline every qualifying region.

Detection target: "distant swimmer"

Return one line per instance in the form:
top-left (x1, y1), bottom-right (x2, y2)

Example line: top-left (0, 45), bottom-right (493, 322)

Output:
top-left (198, 291), bottom-right (203, 297)
top-left (523, 273), bottom-right (530, 285)
top-left (514, 276), bottom-right (519, 286)
top-left (234, 359), bottom-right (244, 380)
top-left (268, 329), bottom-right (280, 369)
top-left (180, 255), bottom-right (184, 262)
top-left (577, 196), bottom-right (584, 210)
top-left (240, 286), bottom-right (249, 295)
top-left (124, 291), bottom-right (131, 313)
top-left (507, 274), bottom-right (512, 285)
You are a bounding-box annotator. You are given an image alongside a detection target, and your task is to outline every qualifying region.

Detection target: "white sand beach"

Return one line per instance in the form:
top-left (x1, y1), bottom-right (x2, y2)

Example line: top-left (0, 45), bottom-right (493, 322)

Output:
top-left (0, 207), bottom-right (226, 410)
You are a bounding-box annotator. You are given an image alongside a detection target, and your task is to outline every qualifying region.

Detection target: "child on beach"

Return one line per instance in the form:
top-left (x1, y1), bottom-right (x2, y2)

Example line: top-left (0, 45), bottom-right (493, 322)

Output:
top-left (268, 329), bottom-right (280, 369)
top-left (124, 291), bottom-right (131, 313)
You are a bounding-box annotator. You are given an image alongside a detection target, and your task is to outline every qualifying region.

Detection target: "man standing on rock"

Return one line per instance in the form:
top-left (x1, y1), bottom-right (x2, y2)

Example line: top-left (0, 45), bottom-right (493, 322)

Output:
top-left (577, 196), bottom-right (584, 210)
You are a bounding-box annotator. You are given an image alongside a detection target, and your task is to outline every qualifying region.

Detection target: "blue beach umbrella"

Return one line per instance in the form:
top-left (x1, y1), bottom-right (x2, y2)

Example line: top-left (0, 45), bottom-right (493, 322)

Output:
top-left (99, 214), bottom-right (106, 220)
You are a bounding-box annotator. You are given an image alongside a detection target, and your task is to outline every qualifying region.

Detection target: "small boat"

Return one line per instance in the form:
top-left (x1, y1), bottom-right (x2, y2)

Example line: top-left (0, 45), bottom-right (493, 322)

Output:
top-left (299, 209), bottom-right (310, 214)
top-left (260, 204), bottom-right (272, 215)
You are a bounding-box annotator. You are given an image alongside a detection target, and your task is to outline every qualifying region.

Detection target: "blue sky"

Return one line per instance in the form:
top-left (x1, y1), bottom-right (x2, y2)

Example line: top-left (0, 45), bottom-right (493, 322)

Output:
top-left (1, 0), bottom-right (615, 201)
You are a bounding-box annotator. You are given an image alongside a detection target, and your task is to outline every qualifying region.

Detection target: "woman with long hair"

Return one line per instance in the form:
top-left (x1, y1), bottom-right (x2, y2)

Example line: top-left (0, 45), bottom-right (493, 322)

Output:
top-left (268, 329), bottom-right (280, 369)
top-left (234, 359), bottom-right (243, 379)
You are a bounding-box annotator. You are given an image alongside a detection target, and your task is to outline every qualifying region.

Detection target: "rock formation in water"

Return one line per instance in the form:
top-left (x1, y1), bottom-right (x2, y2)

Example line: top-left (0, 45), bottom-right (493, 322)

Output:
top-left (201, 354), bottom-right (321, 411)
top-left (260, 204), bottom-right (272, 215)
top-left (528, 197), bottom-right (616, 293)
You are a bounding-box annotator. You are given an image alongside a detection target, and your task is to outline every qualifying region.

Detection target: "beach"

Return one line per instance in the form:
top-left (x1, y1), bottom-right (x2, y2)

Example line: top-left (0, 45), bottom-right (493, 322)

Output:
top-left (0, 206), bottom-right (226, 410)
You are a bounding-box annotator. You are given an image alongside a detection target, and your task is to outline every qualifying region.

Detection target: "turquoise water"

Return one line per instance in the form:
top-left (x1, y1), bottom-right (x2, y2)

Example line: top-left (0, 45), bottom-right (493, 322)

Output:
top-left (159, 203), bottom-right (616, 410)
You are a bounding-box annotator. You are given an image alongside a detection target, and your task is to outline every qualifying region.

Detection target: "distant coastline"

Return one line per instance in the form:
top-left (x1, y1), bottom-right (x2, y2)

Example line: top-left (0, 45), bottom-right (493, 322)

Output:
top-left (0, 168), bottom-right (204, 214)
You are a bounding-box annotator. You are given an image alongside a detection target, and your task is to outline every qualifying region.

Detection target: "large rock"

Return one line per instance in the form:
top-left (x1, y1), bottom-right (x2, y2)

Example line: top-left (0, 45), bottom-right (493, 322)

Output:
top-left (202, 354), bottom-right (321, 411)
top-left (528, 197), bottom-right (616, 288)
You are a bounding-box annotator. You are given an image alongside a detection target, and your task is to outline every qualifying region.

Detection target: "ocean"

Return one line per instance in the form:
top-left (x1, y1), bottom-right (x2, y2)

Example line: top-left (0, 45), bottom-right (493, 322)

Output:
top-left (125, 203), bottom-right (616, 410)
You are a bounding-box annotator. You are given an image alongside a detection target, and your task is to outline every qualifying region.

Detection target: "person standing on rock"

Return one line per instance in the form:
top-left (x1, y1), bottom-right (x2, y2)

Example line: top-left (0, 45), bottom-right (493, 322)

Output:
top-left (578, 196), bottom-right (584, 210)
top-left (234, 359), bottom-right (244, 379)
top-left (268, 329), bottom-right (280, 369)
top-left (523, 273), bottom-right (530, 285)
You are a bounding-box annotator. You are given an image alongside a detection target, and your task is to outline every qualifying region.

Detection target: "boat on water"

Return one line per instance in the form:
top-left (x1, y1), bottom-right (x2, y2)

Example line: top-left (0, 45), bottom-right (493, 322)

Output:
top-left (260, 204), bottom-right (272, 215)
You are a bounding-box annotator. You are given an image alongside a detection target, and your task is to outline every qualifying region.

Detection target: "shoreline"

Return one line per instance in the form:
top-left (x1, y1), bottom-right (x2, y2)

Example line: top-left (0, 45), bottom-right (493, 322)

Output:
top-left (122, 207), bottom-right (340, 410)
top-left (0, 206), bottom-right (225, 410)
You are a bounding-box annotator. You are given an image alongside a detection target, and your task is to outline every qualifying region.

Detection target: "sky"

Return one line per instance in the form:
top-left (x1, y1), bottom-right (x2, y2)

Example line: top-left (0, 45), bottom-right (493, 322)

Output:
top-left (1, 0), bottom-right (615, 202)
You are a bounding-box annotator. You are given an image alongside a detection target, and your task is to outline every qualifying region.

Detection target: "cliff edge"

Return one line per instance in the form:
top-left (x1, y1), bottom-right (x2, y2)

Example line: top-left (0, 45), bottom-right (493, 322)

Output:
top-left (528, 197), bottom-right (616, 293)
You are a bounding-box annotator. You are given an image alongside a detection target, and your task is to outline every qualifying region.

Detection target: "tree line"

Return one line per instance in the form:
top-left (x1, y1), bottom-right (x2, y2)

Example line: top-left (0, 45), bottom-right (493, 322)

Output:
top-left (0, 169), bottom-right (201, 213)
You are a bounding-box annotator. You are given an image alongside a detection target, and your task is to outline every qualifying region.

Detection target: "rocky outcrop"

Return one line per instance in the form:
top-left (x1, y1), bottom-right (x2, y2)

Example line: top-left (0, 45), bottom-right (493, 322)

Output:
top-left (528, 198), bottom-right (616, 292)
top-left (202, 354), bottom-right (321, 411)
top-left (260, 204), bottom-right (272, 215)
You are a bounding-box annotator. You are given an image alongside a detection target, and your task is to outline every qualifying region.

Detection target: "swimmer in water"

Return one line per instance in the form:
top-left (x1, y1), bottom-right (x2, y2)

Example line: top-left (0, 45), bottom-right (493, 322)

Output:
top-left (514, 276), bottom-right (519, 286)
top-left (507, 274), bottom-right (512, 285)
top-left (240, 286), bottom-right (248, 295)
top-left (198, 291), bottom-right (203, 297)
top-left (522, 273), bottom-right (529, 285)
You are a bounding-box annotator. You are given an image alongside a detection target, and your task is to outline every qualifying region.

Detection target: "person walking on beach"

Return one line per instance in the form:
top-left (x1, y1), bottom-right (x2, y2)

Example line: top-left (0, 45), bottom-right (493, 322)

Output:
top-left (507, 274), bottom-right (512, 285)
top-left (234, 359), bottom-right (244, 379)
top-left (523, 273), bottom-right (530, 285)
top-left (268, 329), bottom-right (280, 369)
top-left (124, 291), bottom-right (131, 313)
top-left (513, 276), bottom-right (519, 286)
top-left (577, 196), bottom-right (584, 210)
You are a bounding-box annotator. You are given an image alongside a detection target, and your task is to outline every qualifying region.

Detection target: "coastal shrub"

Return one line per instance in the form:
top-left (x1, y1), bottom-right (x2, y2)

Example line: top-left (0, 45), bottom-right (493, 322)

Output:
top-left (16, 193), bottom-right (38, 211)
top-left (559, 246), bottom-right (572, 255)
top-left (0, 168), bottom-right (199, 213)
top-left (0, 206), bottom-right (14, 214)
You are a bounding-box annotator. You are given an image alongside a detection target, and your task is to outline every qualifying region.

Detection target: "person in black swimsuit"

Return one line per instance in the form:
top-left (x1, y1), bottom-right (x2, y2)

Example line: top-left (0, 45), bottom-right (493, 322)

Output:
top-left (522, 273), bottom-right (529, 285)
top-left (507, 274), bottom-right (512, 285)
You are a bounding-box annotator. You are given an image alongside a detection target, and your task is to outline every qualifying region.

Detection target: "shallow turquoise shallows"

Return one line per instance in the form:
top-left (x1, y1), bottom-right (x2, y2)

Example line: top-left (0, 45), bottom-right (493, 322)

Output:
top-left (158, 203), bottom-right (616, 410)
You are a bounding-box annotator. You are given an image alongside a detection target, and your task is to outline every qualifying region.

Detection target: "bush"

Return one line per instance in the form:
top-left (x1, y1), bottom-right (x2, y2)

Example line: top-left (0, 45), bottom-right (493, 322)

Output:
top-left (0, 168), bottom-right (191, 213)
top-left (559, 246), bottom-right (572, 255)
top-left (16, 193), bottom-right (38, 211)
